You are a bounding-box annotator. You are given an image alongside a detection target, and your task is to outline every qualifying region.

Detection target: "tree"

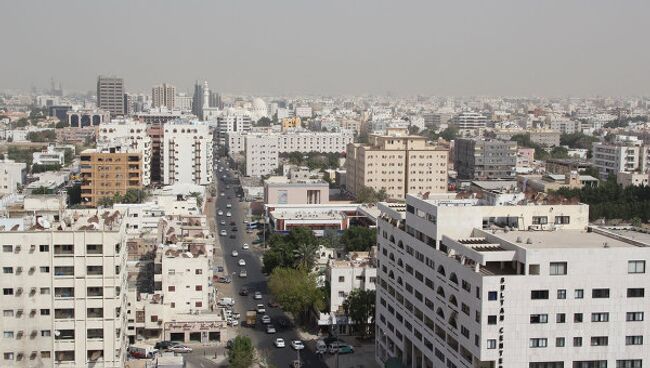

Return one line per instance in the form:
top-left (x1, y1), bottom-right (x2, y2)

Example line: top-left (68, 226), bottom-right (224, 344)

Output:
top-left (26, 129), bottom-right (56, 142)
top-left (31, 163), bottom-right (62, 173)
top-left (63, 148), bottom-right (74, 164)
top-left (345, 289), bottom-right (376, 338)
top-left (55, 120), bottom-right (70, 129)
top-left (293, 241), bottom-right (319, 270)
top-left (322, 229), bottom-right (341, 249)
top-left (356, 186), bottom-right (388, 203)
top-left (121, 189), bottom-right (148, 204)
top-left (32, 186), bottom-right (53, 195)
top-left (560, 132), bottom-right (599, 150)
top-left (268, 267), bottom-right (324, 324)
top-left (255, 117), bottom-right (272, 127)
top-left (7, 146), bottom-right (41, 166)
top-left (14, 118), bottom-right (29, 128)
top-left (262, 228), bottom-right (317, 274)
top-left (340, 226), bottom-right (376, 252)
top-left (227, 336), bottom-right (255, 368)
top-left (67, 183), bottom-right (82, 206)
top-left (189, 192), bottom-right (203, 207)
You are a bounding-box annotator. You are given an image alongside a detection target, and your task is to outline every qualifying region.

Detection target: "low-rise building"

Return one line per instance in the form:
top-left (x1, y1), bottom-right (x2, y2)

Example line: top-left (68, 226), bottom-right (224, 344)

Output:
top-left (617, 172), bottom-right (649, 188)
top-left (32, 145), bottom-right (65, 166)
top-left (592, 135), bottom-right (650, 179)
top-left (0, 157), bottom-right (27, 195)
top-left (264, 176), bottom-right (329, 205)
top-left (454, 139), bottom-right (517, 180)
top-left (80, 148), bottom-right (144, 206)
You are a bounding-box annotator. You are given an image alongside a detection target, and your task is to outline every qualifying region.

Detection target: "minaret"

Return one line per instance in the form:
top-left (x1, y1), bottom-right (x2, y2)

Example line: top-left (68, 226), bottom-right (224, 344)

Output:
top-left (202, 81), bottom-right (210, 110)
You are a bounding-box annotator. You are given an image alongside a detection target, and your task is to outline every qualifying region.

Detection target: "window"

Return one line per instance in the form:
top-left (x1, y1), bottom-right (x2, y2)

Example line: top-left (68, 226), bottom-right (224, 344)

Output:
top-left (3, 331), bottom-right (13, 338)
top-left (487, 315), bottom-right (497, 325)
top-left (592, 288), bottom-right (609, 298)
top-left (338, 276), bottom-right (345, 282)
top-left (627, 288), bottom-right (644, 298)
top-left (591, 313), bottom-right (609, 322)
top-left (195, 285), bottom-right (202, 291)
top-left (168, 286), bottom-right (175, 292)
top-left (554, 216), bottom-right (570, 224)
top-left (556, 313), bottom-right (566, 323)
top-left (529, 338), bottom-right (548, 348)
top-left (590, 336), bottom-right (608, 346)
top-left (40, 288), bottom-right (50, 295)
top-left (530, 314), bottom-right (548, 324)
top-left (41, 330), bottom-right (51, 337)
top-left (575, 289), bottom-right (584, 299)
top-left (39, 245), bottom-right (49, 252)
top-left (488, 291), bottom-right (498, 300)
top-left (2, 245), bottom-right (12, 252)
top-left (40, 266), bottom-right (50, 273)
top-left (617, 360), bottom-right (642, 368)
top-left (3, 353), bottom-right (14, 360)
top-left (486, 339), bottom-right (497, 349)
top-left (573, 337), bottom-right (582, 347)
top-left (628, 260), bottom-right (645, 274)
top-left (531, 290), bottom-right (549, 299)
top-left (626, 312), bottom-right (644, 321)
top-left (40, 351), bottom-right (51, 359)
top-left (532, 216), bottom-right (548, 225)
top-left (625, 336), bottom-right (643, 345)
top-left (574, 313), bottom-right (583, 323)
top-left (3, 310), bottom-right (13, 317)
top-left (556, 337), bottom-right (565, 347)
top-left (574, 362), bottom-right (607, 368)
top-left (40, 309), bottom-right (50, 316)
top-left (195, 301), bottom-right (202, 308)
top-left (2, 267), bottom-right (12, 274)
top-left (3, 288), bottom-right (13, 295)
top-left (530, 363), bottom-right (564, 368)
top-left (550, 262), bottom-right (567, 275)
top-left (557, 289), bottom-right (566, 299)
top-left (195, 269), bottom-right (202, 275)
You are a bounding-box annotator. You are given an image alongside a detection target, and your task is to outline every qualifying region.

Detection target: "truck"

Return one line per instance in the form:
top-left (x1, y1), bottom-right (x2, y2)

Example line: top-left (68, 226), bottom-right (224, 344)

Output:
top-left (245, 310), bottom-right (257, 327)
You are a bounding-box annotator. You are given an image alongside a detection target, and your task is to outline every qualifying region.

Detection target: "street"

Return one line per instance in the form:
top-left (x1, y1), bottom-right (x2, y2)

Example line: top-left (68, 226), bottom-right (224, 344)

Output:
top-left (190, 160), bottom-right (327, 368)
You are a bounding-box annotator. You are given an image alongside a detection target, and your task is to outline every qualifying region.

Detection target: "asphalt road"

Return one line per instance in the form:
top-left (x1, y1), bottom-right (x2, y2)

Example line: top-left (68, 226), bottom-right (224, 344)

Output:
top-left (212, 162), bottom-right (327, 368)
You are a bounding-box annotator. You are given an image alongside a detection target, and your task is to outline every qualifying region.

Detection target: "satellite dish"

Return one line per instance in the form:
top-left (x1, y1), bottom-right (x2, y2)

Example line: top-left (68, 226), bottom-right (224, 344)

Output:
top-left (37, 217), bottom-right (51, 229)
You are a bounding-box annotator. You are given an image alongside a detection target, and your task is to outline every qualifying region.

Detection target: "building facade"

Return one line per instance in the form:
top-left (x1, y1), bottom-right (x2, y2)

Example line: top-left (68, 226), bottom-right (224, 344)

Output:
top-left (151, 83), bottom-right (176, 110)
top-left (264, 176), bottom-right (329, 205)
top-left (375, 193), bottom-right (649, 368)
top-left (80, 149), bottom-right (144, 206)
top-left (346, 128), bottom-right (449, 200)
top-left (97, 76), bottom-right (125, 116)
top-left (592, 136), bottom-right (650, 179)
top-left (0, 158), bottom-right (27, 195)
top-left (161, 122), bottom-right (213, 185)
top-left (454, 139), bottom-right (517, 180)
top-left (97, 120), bottom-right (152, 186)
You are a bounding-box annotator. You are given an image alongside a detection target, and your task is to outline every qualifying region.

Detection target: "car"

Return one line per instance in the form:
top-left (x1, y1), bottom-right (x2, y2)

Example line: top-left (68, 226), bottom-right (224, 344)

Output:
top-left (232, 312), bottom-right (241, 319)
top-left (220, 220), bottom-right (226, 225)
top-left (291, 340), bottom-right (305, 350)
top-left (253, 291), bottom-right (262, 300)
top-left (231, 227), bottom-right (238, 232)
top-left (242, 243), bottom-right (249, 250)
top-left (261, 314), bottom-right (271, 324)
top-left (218, 210), bottom-right (223, 216)
top-left (239, 269), bottom-right (247, 278)
top-left (256, 304), bottom-right (266, 314)
top-left (230, 221), bottom-right (236, 226)
top-left (154, 341), bottom-right (180, 351)
top-left (222, 175), bottom-right (226, 179)
top-left (231, 250), bottom-right (239, 257)
top-left (169, 345), bottom-right (192, 353)
top-left (218, 297), bottom-right (235, 306)
top-left (338, 345), bottom-right (354, 354)
top-left (226, 203), bottom-right (232, 208)
top-left (239, 288), bottom-right (249, 296)
top-left (217, 276), bottom-right (231, 283)
top-left (220, 230), bottom-right (227, 236)
top-left (229, 234), bottom-right (236, 239)
top-left (238, 259), bottom-right (246, 266)
top-left (220, 192), bottom-right (225, 197)
top-left (215, 266), bottom-right (224, 272)
top-left (227, 318), bottom-right (239, 327)
top-left (274, 338), bottom-right (286, 348)
top-left (266, 324), bottom-right (276, 334)
top-left (226, 211), bottom-right (232, 217)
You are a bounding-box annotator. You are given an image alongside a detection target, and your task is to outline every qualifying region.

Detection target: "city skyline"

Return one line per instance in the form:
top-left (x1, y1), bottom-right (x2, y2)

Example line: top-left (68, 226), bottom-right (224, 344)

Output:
top-left (2, 1), bottom-right (650, 96)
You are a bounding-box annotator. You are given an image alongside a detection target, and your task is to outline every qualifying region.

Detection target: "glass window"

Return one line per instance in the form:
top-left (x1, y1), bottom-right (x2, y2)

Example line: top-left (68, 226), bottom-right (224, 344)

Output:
top-left (550, 262), bottom-right (567, 275)
top-left (557, 289), bottom-right (566, 299)
top-left (628, 261), bottom-right (645, 274)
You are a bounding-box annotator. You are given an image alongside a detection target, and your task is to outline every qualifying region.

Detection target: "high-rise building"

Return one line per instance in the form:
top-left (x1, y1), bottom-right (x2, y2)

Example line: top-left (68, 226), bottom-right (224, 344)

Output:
top-left (454, 139), bottom-right (517, 180)
top-left (0, 205), bottom-right (129, 367)
top-left (216, 109), bottom-right (252, 145)
top-left (79, 148), bottom-right (145, 207)
top-left (161, 122), bottom-right (213, 185)
top-left (175, 93), bottom-right (193, 112)
top-left (345, 127), bottom-right (448, 200)
top-left (375, 193), bottom-right (649, 368)
top-left (96, 76), bottom-right (125, 116)
top-left (592, 135), bottom-right (650, 179)
top-left (97, 119), bottom-right (152, 186)
top-left (151, 83), bottom-right (176, 110)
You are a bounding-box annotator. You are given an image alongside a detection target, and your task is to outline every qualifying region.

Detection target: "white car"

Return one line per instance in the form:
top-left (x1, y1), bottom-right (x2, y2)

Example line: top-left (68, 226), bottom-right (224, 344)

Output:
top-left (220, 192), bottom-right (225, 197)
top-left (266, 324), bottom-right (276, 334)
top-left (261, 314), bottom-right (271, 324)
top-left (291, 340), bottom-right (305, 350)
top-left (274, 338), bottom-right (286, 348)
top-left (220, 230), bottom-right (227, 236)
top-left (169, 345), bottom-right (192, 353)
top-left (231, 250), bottom-right (239, 257)
top-left (220, 220), bottom-right (226, 225)
top-left (226, 203), bottom-right (232, 208)
top-left (226, 212), bottom-right (232, 217)
top-left (227, 318), bottom-right (239, 327)
top-left (242, 243), bottom-right (249, 250)
top-left (253, 291), bottom-right (262, 300)
top-left (239, 269), bottom-right (247, 278)
top-left (256, 304), bottom-right (266, 314)
top-left (217, 210), bottom-right (223, 216)
top-left (238, 259), bottom-right (246, 266)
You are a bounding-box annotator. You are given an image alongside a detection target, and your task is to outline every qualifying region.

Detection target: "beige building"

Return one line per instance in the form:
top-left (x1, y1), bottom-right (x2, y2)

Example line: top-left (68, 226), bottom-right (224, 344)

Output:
top-left (281, 117), bottom-right (302, 131)
top-left (80, 149), bottom-right (144, 207)
top-left (617, 171), bottom-right (649, 188)
top-left (346, 128), bottom-right (448, 200)
top-left (264, 176), bottom-right (329, 205)
top-left (151, 83), bottom-right (176, 110)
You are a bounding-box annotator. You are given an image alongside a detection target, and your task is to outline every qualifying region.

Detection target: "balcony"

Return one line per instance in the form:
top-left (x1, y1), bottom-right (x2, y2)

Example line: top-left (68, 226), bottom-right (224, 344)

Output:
top-left (54, 329), bottom-right (75, 340)
top-left (87, 287), bottom-right (103, 297)
top-left (54, 244), bottom-right (74, 256)
top-left (55, 309), bottom-right (75, 319)
top-left (87, 308), bottom-right (103, 319)
top-left (54, 267), bottom-right (74, 277)
top-left (54, 288), bottom-right (74, 299)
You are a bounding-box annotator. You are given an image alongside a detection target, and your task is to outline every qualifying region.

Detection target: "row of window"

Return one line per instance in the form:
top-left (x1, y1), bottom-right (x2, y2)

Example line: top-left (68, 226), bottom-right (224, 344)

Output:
top-left (530, 288), bottom-right (645, 300)
top-left (525, 336), bottom-right (643, 348)
top-left (529, 360), bottom-right (642, 368)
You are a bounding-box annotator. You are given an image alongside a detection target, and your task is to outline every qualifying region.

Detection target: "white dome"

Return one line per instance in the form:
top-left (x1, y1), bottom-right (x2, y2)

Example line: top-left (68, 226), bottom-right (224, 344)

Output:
top-left (252, 98), bottom-right (267, 111)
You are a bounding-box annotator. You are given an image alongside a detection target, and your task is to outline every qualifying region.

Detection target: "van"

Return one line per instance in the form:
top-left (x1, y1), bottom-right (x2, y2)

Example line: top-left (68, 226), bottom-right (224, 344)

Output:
top-left (218, 297), bottom-right (235, 306)
top-left (316, 339), bottom-right (327, 354)
top-left (128, 344), bottom-right (158, 359)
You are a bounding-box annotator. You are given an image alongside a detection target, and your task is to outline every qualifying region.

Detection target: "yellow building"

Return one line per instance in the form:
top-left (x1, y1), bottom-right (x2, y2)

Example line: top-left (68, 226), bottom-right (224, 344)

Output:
top-left (281, 117), bottom-right (302, 131)
top-left (80, 149), bottom-right (143, 206)
top-left (346, 128), bottom-right (449, 200)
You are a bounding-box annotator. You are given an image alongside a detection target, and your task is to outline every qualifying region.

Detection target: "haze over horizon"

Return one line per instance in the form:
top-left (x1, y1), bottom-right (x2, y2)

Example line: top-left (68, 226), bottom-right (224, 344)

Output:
top-left (2, 0), bottom-right (649, 97)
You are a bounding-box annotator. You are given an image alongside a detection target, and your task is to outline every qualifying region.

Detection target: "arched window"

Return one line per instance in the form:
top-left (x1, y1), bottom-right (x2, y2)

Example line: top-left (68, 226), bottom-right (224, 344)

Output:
top-left (397, 240), bottom-right (404, 249)
top-left (437, 286), bottom-right (445, 298)
top-left (388, 271), bottom-right (395, 279)
top-left (397, 277), bottom-right (403, 286)
top-left (449, 273), bottom-right (459, 285)
top-left (397, 259), bottom-right (403, 267)
top-left (437, 265), bottom-right (446, 276)
top-left (389, 235), bottom-right (395, 244)
top-left (449, 295), bottom-right (458, 307)
top-left (436, 307), bottom-right (445, 319)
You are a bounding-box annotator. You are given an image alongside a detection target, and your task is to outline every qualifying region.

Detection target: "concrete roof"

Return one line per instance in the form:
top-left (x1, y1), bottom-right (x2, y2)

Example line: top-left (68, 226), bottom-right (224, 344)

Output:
top-left (495, 229), bottom-right (639, 249)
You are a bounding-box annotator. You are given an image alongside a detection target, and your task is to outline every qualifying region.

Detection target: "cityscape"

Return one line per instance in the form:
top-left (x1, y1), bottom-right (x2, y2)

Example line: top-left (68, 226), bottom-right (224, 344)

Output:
top-left (1, 2), bottom-right (650, 368)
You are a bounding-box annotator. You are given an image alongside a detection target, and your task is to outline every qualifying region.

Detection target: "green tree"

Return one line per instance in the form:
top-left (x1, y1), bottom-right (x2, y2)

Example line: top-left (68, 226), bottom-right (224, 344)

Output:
top-left (550, 146), bottom-right (569, 159)
top-left (14, 118), bottom-right (30, 128)
top-left (560, 132), bottom-right (599, 150)
top-left (7, 146), bottom-right (41, 165)
top-left (268, 267), bottom-right (324, 324)
top-left (262, 228), bottom-right (318, 273)
top-left (121, 189), bottom-right (148, 204)
top-left (63, 148), bottom-right (74, 164)
top-left (356, 186), bottom-right (388, 203)
top-left (32, 186), bottom-right (53, 195)
top-left (67, 183), bottom-right (82, 206)
top-left (322, 229), bottom-right (341, 249)
top-left (345, 289), bottom-right (376, 338)
top-left (55, 120), bottom-right (70, 129)
top-left (255, 117), bottom-right (272, 127)
top-left (340, 226), bottom-right (377, 252)
top-left (31, 163), bottom-right (62, 173)
top-left (227, 336), bottom-right (256, 368)
top-left (26, 129), bottom-right (56, 142)
top-left (293, 241), bottom-right (319, 270)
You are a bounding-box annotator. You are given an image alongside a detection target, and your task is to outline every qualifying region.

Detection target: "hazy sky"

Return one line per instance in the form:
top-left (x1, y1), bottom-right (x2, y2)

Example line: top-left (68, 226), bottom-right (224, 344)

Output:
top-left (2, 0), bottom-right (649, 96)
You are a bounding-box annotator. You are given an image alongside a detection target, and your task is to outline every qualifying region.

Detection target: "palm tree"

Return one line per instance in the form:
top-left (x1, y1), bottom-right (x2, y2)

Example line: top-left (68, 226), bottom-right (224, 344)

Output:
top-left (293, 242), bottom-right (319, 271)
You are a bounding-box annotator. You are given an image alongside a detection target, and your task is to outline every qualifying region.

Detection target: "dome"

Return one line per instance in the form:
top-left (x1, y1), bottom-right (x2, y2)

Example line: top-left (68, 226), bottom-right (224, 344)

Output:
top-left (252, 98), bottom-right (267, 111)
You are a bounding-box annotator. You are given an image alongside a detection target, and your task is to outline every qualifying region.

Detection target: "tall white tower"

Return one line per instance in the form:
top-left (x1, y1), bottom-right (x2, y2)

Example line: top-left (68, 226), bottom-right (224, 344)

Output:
top-left (202, 81), bottom-right (210, 110)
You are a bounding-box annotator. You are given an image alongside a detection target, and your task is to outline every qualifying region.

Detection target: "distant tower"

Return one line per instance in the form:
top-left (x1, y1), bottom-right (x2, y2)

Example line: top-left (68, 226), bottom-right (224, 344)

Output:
top-left (202, 81), bottom-right (210, 110)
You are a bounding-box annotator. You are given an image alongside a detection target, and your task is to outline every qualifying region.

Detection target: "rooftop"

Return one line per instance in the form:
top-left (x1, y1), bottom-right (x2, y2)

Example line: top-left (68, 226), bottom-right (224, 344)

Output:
top-left (493, 228), bottom-right (638, 249)
top-left (0, 209), bottom-right (125, 232)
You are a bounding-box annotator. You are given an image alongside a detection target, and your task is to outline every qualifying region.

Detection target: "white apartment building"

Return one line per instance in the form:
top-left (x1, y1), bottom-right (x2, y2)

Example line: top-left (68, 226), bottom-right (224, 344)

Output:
top-left (450, 112), bottom-right (488, 131)
top-left (0, 208), bottom-right (128, 367)
top-left (322, 252), bottom-right (377, 334)
top-left (0, 158), bottom-right (27, 195)
top-left (161, 122), bottom-right (213, 185)
top-left (278, 130), bottom-right (353, 153)
top-left (592, 136), bottom-right (650, 179)
top-left (216, 109), bottom-right (252, 146)
top-left (33, 146), bottom-right (65, 166)
top-left (245, 134), bottom-right (279, 177)
top-left (98, 120), bottom-right (153, 186)
top-left (376, 193), bottom-right (649, 368)
top-left (159, 244), bottom-right (212, 314)
top-left (175, 93), bottom-right (193, 112)
top-left (549, 118), bottom-right (580, 134)
top-left (295, 105), bottom-right (313, 118)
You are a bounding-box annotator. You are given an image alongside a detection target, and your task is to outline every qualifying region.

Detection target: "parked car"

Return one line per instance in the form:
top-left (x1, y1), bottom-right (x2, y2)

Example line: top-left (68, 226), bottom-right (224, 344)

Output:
top-left (217, 210), bottom-right (223, 216)
top-left (231, 250), bottom-right (239, 257)
top-left (239, 269), bottom-right (247, 278)
top-left (274, 338), bottom-right (286, 348)
top-left (226, 203), bottom-right (232, 208)
top-left (227, 318), bottom-right (239, 327)
top-left (267, 299), bottom-right (280, 308)
top-left (253, 291), bottom-right (262, 300)
top-left (169, 345), bottom-right (192, 353)
top-left (256, 304), bottom-right (266, 314)
top-left (238, 259), bottom-right (246, 266)
top-left (261, 314), bottom-right (271, 324)
top-left (242, 243), bottom-right (249, 250)
top-left (154, 341), bottom-right (179, 351)
top-left (217, 276), bottom-right (231, 283)
top-left (338, 345), bottom-right (354, 354)
top-left (226, 211), bottom-right (232, 217)
top-left (291, 340), bottom-right (305, 350)
top-left (266, 324), bottom-right (276, 334)
top-left (218, 297), bottom-right (235, 306)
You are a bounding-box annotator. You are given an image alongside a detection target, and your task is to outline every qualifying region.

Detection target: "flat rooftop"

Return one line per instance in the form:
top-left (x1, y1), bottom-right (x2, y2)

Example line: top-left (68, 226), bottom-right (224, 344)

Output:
top-left (0, 209), bottom-right (124, 232)
top-left (494, 229), bottom-right (639, 249)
